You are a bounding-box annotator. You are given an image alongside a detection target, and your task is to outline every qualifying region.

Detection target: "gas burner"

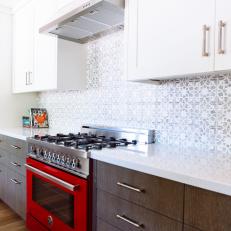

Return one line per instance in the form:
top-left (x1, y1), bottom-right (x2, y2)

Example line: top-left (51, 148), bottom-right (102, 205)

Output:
top-left (28, 125), bottom-right (155, 177)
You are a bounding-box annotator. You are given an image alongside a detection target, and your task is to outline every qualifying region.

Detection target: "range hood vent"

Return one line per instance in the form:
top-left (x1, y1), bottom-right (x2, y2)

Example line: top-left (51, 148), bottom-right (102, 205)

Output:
top-left (40, 0), bottom-right (124, 44)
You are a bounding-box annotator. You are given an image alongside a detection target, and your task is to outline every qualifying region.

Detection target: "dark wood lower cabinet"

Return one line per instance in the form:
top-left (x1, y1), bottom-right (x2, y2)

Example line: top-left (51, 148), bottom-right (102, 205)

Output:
top-left (184, 225), bottom-right (201, 231)
top-left (97, 161), bottom-right (184, 222)
top-left (97, 218), bottom-right (121, 231)
top-left (184, 185), bottom-right (231, 231)
top-left (97, 189), bottom-right (183, 231)
top-left (0, 135), bottom-right (27, 220)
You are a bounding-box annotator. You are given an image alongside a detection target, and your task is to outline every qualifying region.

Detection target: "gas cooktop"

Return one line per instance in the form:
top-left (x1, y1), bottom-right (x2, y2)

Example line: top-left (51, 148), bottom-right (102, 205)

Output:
top-left (27, 125), bottom-right (155, 178)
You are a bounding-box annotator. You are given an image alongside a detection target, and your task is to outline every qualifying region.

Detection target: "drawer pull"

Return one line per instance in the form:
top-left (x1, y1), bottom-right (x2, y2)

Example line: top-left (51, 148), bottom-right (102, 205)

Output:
top-left (10, 145), bottom-right (21, 150)
top-left (117, 182), bottom-right (144, 193)
top-left (116, 215), bottom-right (143, 228)
top-left (10, 178), bottom-right (22, 184)
top-left (10, 162), bottom-right (21, 167)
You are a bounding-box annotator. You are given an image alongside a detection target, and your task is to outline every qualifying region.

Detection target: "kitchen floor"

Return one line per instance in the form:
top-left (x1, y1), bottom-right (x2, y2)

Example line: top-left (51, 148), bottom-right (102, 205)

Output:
top-left (0, 200), bottom-right (26, 231)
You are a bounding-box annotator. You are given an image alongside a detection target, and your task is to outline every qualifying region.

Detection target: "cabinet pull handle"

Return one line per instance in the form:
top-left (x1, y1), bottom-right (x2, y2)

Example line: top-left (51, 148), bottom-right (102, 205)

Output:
top-left (26, 72), bottom-right (28, 85)
top-left (10, 178), bottom-right (22, 184)
top-left (28, 71), bottom-right (33, 85)
top-left (116, 215), bottom-right (143, 228)
top-left (218, 20), bottom-right (226, 54)
top-left (10, 145), bottom-right (21, 150)
top-left (117, 182), bottom-right (144, 193)
top-left (202, 25), bottom-right (210, 57)
top-left (10, 162), bottom-right (21, 167)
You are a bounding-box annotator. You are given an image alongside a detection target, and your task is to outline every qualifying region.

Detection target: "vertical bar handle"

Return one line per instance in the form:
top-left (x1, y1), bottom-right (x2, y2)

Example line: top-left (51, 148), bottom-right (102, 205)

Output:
top-left (202, 25), bottom-right (210, 57)
top-left (218, 20), bottom-right (226, 54)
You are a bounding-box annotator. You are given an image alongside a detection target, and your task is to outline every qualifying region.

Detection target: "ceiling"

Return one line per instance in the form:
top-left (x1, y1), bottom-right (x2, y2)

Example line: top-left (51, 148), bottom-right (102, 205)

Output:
top-left (0, 0), bottom-right (22, 9)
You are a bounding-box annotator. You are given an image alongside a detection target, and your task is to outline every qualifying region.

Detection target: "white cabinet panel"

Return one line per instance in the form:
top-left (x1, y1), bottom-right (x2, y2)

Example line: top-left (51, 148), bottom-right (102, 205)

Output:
top-left (13, 0), bottom-right (35, 93)
top-left (215, 0), bottom-right (231, 71)
top-left (126, 0), bottom-right (215, 81)
top-left (13, 0), bottom-right (86, 93)
top-left (34, 0), bottom-right (58, 91)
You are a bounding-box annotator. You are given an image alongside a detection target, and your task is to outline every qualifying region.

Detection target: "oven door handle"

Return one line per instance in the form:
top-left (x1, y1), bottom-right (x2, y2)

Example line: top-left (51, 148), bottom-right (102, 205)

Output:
top-left (25, 164), bottom-right (79, 192)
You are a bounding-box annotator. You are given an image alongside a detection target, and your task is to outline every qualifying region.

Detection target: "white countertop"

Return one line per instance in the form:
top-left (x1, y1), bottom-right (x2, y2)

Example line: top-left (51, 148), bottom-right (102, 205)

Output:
top-left (0, 127), bottom-right (55, 141)
top-left (0, 127), bottom-right (230, 196)
top-left (90, 144), bottom-right (231, 196)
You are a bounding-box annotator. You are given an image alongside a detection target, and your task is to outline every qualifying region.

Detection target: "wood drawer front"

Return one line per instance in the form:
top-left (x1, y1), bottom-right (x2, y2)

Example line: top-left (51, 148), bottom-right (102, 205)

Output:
top-left (97, 218), bottom-right (121, 231)
top-left (184, 185), bottom-right (231, 231)
top-left (0, 135), bottom-right (6, 150)
top-left (5, 168), bottom-right (26, 219)
top-left (0, 164), bottom-right (7, 202)
top-left (97, 190), bottom-right (183, 231)
top-left (184, 225), bottom-right (201, 231)
top-left (3, 136), bottom-right (27, 157)
top-left (7, 153), bottom-right (26, 176)
top-left (0, 149), bottom-right (8, 165)
top-left (97, 161), bottom-right (184, 221)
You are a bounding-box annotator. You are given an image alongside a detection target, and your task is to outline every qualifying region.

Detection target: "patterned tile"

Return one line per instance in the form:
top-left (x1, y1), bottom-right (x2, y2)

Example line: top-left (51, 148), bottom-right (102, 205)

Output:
top-left (39, 31), bottom-right (231, 154)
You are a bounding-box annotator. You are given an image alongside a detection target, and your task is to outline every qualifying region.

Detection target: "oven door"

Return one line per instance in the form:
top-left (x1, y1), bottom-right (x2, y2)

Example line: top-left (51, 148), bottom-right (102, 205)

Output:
top-left (26, 158), bottom-right (88, 231)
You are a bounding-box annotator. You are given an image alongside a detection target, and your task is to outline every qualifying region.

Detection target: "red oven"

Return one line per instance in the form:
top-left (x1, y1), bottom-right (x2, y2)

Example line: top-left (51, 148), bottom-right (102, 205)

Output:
top-left (26, 157), bottom-right (88, 231)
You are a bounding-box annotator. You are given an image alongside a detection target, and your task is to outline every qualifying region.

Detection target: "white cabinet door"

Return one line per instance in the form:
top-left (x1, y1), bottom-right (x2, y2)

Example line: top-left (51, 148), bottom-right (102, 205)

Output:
top-left (126, 0), bottom-right (215, 81)
top-left (13, 1), bottom-right (35, 93)
top-left (215, 0), bottom-right (231, 71)
top-left (34, 0), bottom-right (58, 91)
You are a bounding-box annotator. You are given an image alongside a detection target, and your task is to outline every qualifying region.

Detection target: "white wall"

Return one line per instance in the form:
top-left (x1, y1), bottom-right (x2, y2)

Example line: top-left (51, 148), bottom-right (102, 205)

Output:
top-left (0, 10), bottom-right (37, 127)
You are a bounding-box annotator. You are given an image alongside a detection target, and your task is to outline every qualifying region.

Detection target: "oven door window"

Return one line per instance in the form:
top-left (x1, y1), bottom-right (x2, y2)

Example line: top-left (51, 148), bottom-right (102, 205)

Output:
top-left (32, 175), bottom-right (74, 228)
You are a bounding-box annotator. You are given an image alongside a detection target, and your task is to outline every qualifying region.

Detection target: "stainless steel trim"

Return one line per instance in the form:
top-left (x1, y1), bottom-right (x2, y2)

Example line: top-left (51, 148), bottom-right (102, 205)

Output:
top-left (28, 71), bottom-right (33, 85)
top-left (218, 20), bottom-right (226, 54)
top-left (39, 0), bottom-right (124, 44)
top-left (25, 164), bottom-right (79, 192)
top-left (117, 182), bottom-right (144, 193)
top-left (116, 215), bottom-right (143, 228)
top-left (10, 144), bottom-right (21, 150)
top-left (10, 162), bottom-right (21, 167)
top-left (27, 154), bottom-right (89, 179)
top-left (26, 72), bottom-right (28, 85)
top-left (202, 25), bottom-right (210, 57)
top-left (10, 178), bottom-right (22, 184)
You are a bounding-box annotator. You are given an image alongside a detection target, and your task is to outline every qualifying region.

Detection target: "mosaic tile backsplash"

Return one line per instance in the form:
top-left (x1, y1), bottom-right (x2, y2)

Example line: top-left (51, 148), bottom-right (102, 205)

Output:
top-left (39, 31), bottom-right (231, 154)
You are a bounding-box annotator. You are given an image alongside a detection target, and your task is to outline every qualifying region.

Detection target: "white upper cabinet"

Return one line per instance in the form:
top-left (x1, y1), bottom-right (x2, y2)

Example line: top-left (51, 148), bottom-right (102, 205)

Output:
top-left (126, 0), bottom-right (215, 81)
top-left (13, 1), bottom-right (35, 93)
top-left (13, 0), bottom-right (86, 93)
top-left (215, 0), bottom-right (231, 71)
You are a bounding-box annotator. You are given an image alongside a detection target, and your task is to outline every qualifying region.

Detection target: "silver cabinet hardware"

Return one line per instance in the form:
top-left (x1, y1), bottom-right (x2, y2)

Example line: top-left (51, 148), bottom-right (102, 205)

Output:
top-left (26, 72), bottom-right (28, 85)
top-left (10, 178), bottom-right (22, 184)
top-left (202, 25), bottom-right (210, 57)
top-left (117, 182), bottom-right (144, 193)
top-left (25, 164), bottom-right (79, 192)
top-left (28, 71), bottom-right (33, 85)
top-left (47, 215), bottom-right (53, 226)
top-left (218, 20), bottom-right (226, 54)
top-left (10, 162), bottom-right (21, 167)
top-left (116, 214), bottom-right (143, 228)
top-left (10, 144), bottom-right (21, 150)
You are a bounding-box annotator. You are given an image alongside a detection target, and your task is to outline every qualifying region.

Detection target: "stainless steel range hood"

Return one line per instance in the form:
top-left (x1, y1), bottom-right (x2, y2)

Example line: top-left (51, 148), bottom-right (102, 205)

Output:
top-left (40, 0), bottom-right (124, 44)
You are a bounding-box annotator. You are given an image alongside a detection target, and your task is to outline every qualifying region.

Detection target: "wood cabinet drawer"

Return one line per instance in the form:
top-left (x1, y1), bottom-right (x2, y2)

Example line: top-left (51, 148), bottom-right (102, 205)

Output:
top-left (7, 153), bottom-right (26, 176)
top-left (5, 168), bottom-right (26, 219)
top-left (97, 190), bottom-right (183, 231)
top-left (97, 161), bottom-right (184, 221)
top-left (184, 225), bottom-right (201, 231)
top-left (4, 136), bottom-right (27, 156)
top-left (97, 218), bottom-right (121, 231)
top-left (0, 149), bottom-right (8, 165)
top-left (0, 135), bottom-right (6, 150)
top-left (184, 185), bottom-right (231, 231)
top-left (0, 164), bottom-right (7, 202)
